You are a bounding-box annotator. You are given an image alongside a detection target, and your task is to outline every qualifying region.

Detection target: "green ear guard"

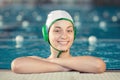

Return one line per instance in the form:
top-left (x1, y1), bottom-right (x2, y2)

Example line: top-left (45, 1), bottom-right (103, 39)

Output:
top-left (42, 25), bottom-right (49, 41)
top-left (42, 25), bottom-right (76, 42)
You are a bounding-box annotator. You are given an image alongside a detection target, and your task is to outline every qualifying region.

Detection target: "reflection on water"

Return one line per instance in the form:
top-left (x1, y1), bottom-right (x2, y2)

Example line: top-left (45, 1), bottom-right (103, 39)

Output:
top-left (0, 4), bottom-right (120, 70)
top-left (0, 39), bottom-right (120, 69)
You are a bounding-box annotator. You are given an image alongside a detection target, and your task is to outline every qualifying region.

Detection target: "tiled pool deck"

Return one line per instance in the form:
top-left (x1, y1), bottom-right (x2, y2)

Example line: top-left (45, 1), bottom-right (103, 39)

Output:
top-left (0, 70), bottom-right (120, 80)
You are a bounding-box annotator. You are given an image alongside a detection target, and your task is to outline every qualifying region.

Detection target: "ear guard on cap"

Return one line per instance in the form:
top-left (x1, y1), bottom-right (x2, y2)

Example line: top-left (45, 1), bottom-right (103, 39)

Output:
top-left (74, 27), bottom-right (76, 39)
top-left (42, 25), bottom-right (76, 42)
top-left (42, 25), bottom-right (49, 41)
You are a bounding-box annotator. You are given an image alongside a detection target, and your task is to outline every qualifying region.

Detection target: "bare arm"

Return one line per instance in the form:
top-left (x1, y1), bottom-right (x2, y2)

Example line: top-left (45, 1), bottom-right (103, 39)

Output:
top-left (49, 56), bottom-right (106, 73)
top-left (11, 56), bottom-right (70, 74)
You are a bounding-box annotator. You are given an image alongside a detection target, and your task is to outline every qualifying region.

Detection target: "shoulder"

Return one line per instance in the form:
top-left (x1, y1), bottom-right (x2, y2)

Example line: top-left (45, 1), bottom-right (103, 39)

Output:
top-left (13, 56), bottom-right (45, 62)
top-left (71, 56), bottom-right (103, 61)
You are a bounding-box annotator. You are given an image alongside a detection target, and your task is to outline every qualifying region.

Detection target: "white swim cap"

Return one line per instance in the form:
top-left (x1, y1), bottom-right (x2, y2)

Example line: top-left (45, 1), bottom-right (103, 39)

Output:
top-left (46, 10), bottom-right (74, 30)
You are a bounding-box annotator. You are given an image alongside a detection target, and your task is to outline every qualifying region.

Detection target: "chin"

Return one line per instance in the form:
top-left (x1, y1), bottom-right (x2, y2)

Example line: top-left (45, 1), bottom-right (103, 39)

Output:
top-left (57, 47), bottom-right (69, 51)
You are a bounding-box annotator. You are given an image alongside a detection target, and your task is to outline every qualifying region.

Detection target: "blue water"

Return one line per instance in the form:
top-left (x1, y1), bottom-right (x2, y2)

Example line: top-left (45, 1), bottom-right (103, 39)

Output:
top-left (0, 39), bottom-right (120, 70)
top-left (0, 4), bottom-right (120, 70)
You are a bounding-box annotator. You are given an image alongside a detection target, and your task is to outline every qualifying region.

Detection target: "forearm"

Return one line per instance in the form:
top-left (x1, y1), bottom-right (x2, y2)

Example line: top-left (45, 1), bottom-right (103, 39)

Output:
top-left (11, 57), bottom-right (69, 74)
top-left (50, 56), bottom-right (106, 73)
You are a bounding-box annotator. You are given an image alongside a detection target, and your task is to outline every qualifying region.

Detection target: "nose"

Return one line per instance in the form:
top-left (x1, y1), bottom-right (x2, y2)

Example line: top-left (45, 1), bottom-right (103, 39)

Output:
top-left (61, 31), bottom-right (68, 39)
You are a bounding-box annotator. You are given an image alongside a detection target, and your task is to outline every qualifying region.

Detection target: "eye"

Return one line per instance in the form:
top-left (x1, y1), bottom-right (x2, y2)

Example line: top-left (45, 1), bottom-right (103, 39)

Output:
top-left (54, 29), bottom-right (61, 33)
top-left (67, 29), bottom-right (73, 33)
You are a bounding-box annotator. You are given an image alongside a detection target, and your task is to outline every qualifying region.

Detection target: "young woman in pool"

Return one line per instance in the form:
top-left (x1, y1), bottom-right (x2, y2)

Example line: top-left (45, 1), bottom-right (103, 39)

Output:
top-left (11, 10), bottom-right (106, 74)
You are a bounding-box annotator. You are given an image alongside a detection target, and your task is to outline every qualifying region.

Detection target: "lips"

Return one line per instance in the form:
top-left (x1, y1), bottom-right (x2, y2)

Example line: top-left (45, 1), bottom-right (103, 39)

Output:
top-left (58, 41), bottom-right (69, 45)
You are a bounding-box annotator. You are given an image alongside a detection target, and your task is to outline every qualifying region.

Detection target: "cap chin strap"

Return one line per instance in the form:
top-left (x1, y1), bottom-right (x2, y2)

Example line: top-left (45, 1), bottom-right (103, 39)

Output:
top-left (49, 42), bottom-right (67, 58)
top-left (57, 51), bottom-right (63, 58)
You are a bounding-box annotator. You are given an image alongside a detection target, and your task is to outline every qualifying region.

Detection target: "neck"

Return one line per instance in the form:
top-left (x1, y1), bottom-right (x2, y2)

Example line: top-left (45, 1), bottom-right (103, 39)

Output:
top-left (48, 46), bottom-right (71, 58)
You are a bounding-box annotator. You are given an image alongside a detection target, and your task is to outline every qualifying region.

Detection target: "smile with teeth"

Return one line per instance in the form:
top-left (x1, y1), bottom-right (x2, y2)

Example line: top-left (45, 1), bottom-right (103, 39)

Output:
top-left (58, 41), bottom-right (69, 45)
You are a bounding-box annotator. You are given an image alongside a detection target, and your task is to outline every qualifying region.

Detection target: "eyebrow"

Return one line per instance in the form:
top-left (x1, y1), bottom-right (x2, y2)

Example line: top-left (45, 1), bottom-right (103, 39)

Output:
top-left (54, 26), bottom-right (73, 29)
top-left (67, 26), bottom-right (73, 28)
top-left (54, 26), bottom-right (61, 29)
top-left (53, 27), bottom-right (61, 30)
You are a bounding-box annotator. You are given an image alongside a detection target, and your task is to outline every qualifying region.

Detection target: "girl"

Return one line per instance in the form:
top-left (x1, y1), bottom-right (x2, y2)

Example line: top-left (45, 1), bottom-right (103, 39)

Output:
top-left (11, 10), bottom-right (106, 74)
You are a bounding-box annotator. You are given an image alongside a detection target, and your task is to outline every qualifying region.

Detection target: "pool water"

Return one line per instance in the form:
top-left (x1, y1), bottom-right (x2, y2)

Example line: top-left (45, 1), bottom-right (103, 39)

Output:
top-left (0, 39), bottom-right (120, 70)
top-left (0, 4), bottom-right (120, 70)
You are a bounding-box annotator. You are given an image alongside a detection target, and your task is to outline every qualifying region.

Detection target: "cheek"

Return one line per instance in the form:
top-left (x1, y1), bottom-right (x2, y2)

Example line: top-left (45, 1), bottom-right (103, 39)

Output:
top-left (69, 35), bottom-right (74, 45)
top-left (69, 34), bottom-right (74, 40)
top-left (49, 31), bottom-right (60, 41)
top-left (49, 34), bottom-right (58, 43)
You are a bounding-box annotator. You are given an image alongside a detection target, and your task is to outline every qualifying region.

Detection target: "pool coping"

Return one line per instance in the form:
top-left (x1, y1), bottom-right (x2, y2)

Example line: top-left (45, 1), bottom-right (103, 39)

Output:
top-left (0, 69), bottom-right (120, 80)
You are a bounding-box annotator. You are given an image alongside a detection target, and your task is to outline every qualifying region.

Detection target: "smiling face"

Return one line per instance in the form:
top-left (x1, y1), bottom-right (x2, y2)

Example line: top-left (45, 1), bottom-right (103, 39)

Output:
top-left (49, 20), bottom-right (74, 51)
